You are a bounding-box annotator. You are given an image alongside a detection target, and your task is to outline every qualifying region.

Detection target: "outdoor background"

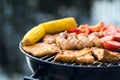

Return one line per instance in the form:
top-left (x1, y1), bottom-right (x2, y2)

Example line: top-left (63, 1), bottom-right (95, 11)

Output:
top-left (0, 0), bottom-right (120, 80)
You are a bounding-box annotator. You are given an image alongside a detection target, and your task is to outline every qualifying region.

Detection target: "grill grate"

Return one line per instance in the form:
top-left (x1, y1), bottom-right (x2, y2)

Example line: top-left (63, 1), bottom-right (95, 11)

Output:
top-left (39, 54), bottom-right (120, 67)
top-left (20, 42), bottom-right (120, 68)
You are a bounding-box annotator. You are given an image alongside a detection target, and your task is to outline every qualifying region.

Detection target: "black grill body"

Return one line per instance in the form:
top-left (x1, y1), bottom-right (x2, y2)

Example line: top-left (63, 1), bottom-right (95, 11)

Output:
top-left (19, 43), bottom-right (120, 80)
top-left (25, 56), bottom-right (120, 80)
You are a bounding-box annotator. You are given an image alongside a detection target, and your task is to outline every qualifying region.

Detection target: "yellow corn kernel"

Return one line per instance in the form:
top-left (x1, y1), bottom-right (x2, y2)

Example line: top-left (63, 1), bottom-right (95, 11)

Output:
top-left (22, 26), bottom-right (46, 46)
top-left (39, 17), bottom-right (77, 33)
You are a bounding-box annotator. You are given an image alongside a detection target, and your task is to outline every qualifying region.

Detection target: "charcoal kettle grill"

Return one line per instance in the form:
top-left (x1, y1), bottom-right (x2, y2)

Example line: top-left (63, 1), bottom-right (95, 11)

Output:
top-left (19, 42), bottom-right (120, 80)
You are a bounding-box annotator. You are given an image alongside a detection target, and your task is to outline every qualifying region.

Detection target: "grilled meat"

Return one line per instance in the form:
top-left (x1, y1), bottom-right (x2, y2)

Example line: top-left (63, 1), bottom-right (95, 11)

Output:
top-left (88, 35), bottom-right (103, 48)
top-left (54, 48), bottom-right (94, 64)
top-left (56, 32), bottom-right (68, 49)
top-left (65, 33), bottom-right (84, 50)
top-left (74, 48), bottom-right (91, 57)
top-left (77, 53), bottom-right (94, 64)
top-left (67, 33), bottom-right (77, 39)
top-left (56, 33), bottom-right (84, 50)
top-left (54, 50), bottom-right (77, 63)
top-left (56, 37), bottom-right (67, 50)
top-left (75, 40), bottom-right (84, 50)
top-left (43, 34), bottom-right (58, 44)
top-left (22, 43), bottom-right (61, 57)
top-left (85, 38), bottom-right (94, 48)
top-left (59, 32), bottom-right (68, 39)
top-left (91, 47), bottom-right (104, 61)
top-left (92, 36), bottom-right (103, 48)
top-left (77, 33), bottom-right (94, 48)
top-left (103, 50), bottom-right (120, 62)
top-left (56, 32), bottom-right (103, 50)
top-left (89, 32), bottom-right (101, 38)
top-left (64, 39), bottom-right (76, 50)
top-left (92, 47), bottom-right (120, 62)
top-left (75, 48), bottom-right (94, 64)
top-left (77, 33), bottom-right (88, 43)
top-left (55, 47), bottom-right (120, 63)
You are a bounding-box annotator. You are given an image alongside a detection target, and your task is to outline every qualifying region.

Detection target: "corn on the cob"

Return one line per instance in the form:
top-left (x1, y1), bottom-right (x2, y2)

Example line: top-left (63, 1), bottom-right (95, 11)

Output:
top-left (39, 17), bottom-right (77, 33)
top-left (22, 26), bottom-right (46, 46)
top-left (22, 17), bottom-right (77, 46)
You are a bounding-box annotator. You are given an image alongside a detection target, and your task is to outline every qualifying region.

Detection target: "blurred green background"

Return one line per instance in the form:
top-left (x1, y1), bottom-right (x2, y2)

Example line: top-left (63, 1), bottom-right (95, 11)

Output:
top-left (0, 0), bottom-right (120, 80)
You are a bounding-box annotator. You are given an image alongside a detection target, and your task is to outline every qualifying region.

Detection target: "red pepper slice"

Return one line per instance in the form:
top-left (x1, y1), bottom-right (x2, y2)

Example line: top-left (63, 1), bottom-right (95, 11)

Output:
top-left (89, 21), bottom-right (104, 32)
top-left (79, 24), bottom-right (90, 34)
top-left (68, 28), bottom-right (81, 34)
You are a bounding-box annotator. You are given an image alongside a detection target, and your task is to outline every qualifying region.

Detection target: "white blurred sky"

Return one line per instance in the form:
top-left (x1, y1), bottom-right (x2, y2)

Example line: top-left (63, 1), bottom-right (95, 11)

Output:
top-left (91, 0), bottom-right (120, 26)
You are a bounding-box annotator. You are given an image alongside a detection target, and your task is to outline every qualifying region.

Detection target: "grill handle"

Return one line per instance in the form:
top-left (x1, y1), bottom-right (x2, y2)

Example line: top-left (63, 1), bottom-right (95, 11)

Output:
top-left (24, 67), bottom-right (46, 80)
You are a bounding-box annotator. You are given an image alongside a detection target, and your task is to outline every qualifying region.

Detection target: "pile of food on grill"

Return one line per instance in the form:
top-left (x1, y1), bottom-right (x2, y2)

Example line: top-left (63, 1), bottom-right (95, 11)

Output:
top-left (21, 17), bottom-right (120, 64)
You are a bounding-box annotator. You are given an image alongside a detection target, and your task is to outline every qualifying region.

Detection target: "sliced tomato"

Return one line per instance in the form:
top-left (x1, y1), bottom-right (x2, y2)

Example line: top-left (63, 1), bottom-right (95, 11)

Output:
top-left (117, 28), bottom-right (120, 33)
top-left (100, 36), bottom-right (114, 42)
top-left (114, 33), bottom-right (120, 42)
top-left (103, 29), bottom-right (117, 36)
top-left (68, 28), bottom-right (81, 34)
top-left (103, 40), bottom-right (120, 51)
top-left (105, 24), bottom-right (117, 30)
top-left (103, 24), bottom-right (117, 36)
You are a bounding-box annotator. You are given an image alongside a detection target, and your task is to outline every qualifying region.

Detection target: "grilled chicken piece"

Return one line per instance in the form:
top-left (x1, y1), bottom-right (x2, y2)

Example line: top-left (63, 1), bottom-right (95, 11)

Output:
top-left (56, 32), bottom-right (68, 49)
top-left (56, 33), bottom-right (84, 50)
top-left (64, 33), bottom-right (77, 49)
top-left (54, 48), bottom-right (94, 64)
top-left (75, 48), bottom-right (94, 64)
top-left (56, 37), bottom-right (66, 49)
top-left (59, 32), bottom-right (68, 39)
top-left (91, 47), bottom-right (104, 60)
top-left (103, 50), bottom-right (120, 62)
top-left (63, 39), bottom-right (84, 50)
top-left (64, 39), bottom-right (76, 50)
top-left (77, 33), bottom-right (88, 43)
top-left (89, 32), bottom-right (101, 38)
top-left (92, 36), bottom-right (103, 48)
top-left (92, 47), bottom-right (120, 62)
top-left (22, 43), bottom-right (61, 57)
top-left (74, 48), bottom-right (91, 57)
top-left (77, 53), bottom-right (94, 64)
top-left (89, 35), bottom-right (103, 48)
top-left (65, 33), bottom-right (84, 50)
top-left (54, 50), bottom-right (77, 63)
top-left (75, 40), bottom-right (84, 50)
top-left (85, 38), bottom-right (94, 48)
top-left (43, 34), bottom-right (58, 44)
top-left (77, 33), bottom-right (94, 48)
top-left (67, 33), bottom-right (77, 39)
